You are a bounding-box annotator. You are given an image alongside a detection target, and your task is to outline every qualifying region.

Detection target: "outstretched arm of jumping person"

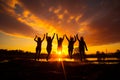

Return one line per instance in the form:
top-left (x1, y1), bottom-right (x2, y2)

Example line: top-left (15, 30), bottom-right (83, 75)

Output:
top-left (65, 34), bottom-right (69, 41)
top-left (46, 33), bottom-right (48, 39)
top-left (84, 42), bottom-right (88, 51)
top-left (41, 34), bottom-right (45, 42)
top-left (74, 35), bottom-right (77, 42)
top-left (56, 34), bottom-right (58, 41)
top-left (62, 35), bottom-right (64, 40)
top-left (34, 35), bottom-right (37, 42)
top-left (76, 34), bottom-right (80, 41)
top-left (52, 33), bottom-right (55, 40)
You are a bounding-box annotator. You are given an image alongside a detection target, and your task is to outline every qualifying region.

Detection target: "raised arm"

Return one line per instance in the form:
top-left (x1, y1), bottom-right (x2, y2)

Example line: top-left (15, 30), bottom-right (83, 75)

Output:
top-left (62, 35), bottom-right (64, 40)
top-left (56, 34), bottom-right (58, 41)
top-left (52, 33), bottom-right (55, 40)
top-left (34, 35), bottom-right (37, 42)
top-left (41, 34), bottom-right (45, 42)
top-left (65, 35), bottom-right (69, 41)
top-left (74, 35), bottom-right (76, 42)
top-left (76, 34), bottom-right (80, 41)
top-left (46, 33), bottom-right (48, 39)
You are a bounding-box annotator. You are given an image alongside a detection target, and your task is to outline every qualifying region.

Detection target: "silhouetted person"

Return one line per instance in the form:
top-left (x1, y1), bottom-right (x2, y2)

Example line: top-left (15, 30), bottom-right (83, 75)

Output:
top-left (76, 34), bottom-right (88, 61)
top-left (65, 35), bottom-right (76, 58)
top-left (56, 34), bottom-right (64, 54)
top-left (34, 34), bottom-right (45, 61)
top-left (46, 33), bottom-right (55, 61)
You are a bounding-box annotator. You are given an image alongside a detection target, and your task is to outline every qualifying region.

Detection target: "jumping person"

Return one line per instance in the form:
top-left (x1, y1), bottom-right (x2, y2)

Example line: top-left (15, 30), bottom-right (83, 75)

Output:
top-left (46, 33), bottom-right (55, 61)
top-left (56, 34), bottom-right (64, 54)
top-left (65, 35), bottom-right (76, 58)
top-left (76, 34), bottom-right (88, 61)
top-left (34, 34), bottom-right (45, 61)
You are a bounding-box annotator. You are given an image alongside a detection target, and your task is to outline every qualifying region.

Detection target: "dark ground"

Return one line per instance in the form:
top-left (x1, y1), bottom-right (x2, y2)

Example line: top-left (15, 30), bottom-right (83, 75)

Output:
top-left (0, 59), bottom-right (120, 80)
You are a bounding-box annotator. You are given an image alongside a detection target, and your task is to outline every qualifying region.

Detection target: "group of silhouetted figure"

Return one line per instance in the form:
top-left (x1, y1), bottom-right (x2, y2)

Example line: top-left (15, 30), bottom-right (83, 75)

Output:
top-left (34, 33), bottom-right (88, 61)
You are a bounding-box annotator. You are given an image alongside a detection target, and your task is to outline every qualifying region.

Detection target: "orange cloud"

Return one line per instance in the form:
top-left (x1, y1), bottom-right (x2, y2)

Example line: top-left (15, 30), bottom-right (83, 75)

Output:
top-left (53, 6), bottom-right (61, 14)
top-left (75, 15), bottom-right (82, 22)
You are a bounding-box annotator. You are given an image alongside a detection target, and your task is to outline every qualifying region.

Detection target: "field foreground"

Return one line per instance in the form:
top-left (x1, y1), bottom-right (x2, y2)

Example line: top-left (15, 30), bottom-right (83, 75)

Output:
top-left (0, 59), bottom-right (120, 80)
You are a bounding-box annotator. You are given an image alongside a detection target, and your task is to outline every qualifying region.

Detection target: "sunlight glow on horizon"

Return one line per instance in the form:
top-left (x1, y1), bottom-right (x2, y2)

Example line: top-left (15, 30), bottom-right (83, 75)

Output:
top-left (0, 31), bottom-right (120, 54)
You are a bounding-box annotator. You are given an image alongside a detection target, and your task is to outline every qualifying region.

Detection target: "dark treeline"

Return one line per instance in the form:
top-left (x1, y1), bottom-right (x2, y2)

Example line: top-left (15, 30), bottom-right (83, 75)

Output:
top-left (0, 49), bottom-right (36, 60)
top-left (0, 49), bottom-right (120, 62)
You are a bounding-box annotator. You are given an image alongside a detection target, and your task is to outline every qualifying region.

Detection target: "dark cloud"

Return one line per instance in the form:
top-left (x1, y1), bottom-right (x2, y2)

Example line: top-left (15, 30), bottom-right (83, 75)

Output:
top-left (0, 12), bottom-right (38, 37)
top-left (86, 0), bottom-right (120, 45)
top-left (14, 4), bottom-right (24, 15)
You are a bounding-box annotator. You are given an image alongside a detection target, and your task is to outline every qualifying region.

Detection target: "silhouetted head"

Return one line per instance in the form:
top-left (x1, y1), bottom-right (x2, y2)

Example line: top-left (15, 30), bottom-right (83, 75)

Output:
top-left (70, 37), bottom-right (74, 41)
top-left (48, 37), bottom-right (51, 40)
top-left (59, 37), bottom-right (62, 40)
top-left (38, 37), bottom-right (41, 41)
top-left (80, 37), bottom-right (84, 41)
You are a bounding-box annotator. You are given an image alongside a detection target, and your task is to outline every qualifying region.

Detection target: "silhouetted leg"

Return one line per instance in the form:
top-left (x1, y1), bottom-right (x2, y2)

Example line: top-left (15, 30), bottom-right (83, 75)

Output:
top-left (46, 53), bottom-right (49, 61)
top-left (70, 49), bottom-right (73, 59)
top-left (68, 48), bottom-right (71, 58)
top-left (35, 53), bottom-right (37, 61)
top-left (46, 47), bottom-right (49, 61)
top-left (35, 48), bottom-right (38, 61)
top-left (79, 50), bottom-right (82, 61)
top-left (38, 50), bottom-right (40, 61)
top-left (81, 50), bottom-right (85, 61)
top-left (46, 47), bottom-right (51, 61)
top-left (82, 52), bottom-right (84, 61)
top-left (83, 53), bottom-right (86, 61)
top-left (46, 51), bottom-right (49, 61)
top-left (69, 51), bottom-right (71, 58)
top-left (46, 52), bottom-right (51, 61)
top-left (79, 54), bottom-right (82, 61)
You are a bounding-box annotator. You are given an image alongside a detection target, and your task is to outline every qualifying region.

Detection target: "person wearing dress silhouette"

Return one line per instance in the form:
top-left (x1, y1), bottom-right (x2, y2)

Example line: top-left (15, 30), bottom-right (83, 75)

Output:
top-left (46, 33), bottom-right (55, 61)
top-left (76, 34), bottom-right (88, 61)
top-left (56, 34), bottom-right (64, 54)
top-left (65, 35), bottom-right (76, 58)
top-left (34, 34), bottom-right (45, 61)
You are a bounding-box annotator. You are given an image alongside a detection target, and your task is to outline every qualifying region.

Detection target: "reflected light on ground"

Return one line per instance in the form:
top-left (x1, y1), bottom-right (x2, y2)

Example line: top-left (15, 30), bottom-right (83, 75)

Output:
top-left (58, 51), bottom-right (62, 55)
top-left (39, 51), bottom-right (77, 62)
top-left (58, 58), bottom-right (62, 61)
top-left (38, 58), bottom-right (76, 62)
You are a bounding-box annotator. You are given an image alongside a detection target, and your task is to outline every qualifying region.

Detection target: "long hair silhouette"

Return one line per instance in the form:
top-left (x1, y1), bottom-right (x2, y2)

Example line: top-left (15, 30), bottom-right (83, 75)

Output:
top-left (46, 33), bottom-right (55, 61)
top-left (56, 34), bottom-right (64, 54)
top-left (34, 34), bottom-right (45, 61)
top-left (65, 35), bottom-right (76, 58)
top-left (76, 34), bottom-right (88, 61)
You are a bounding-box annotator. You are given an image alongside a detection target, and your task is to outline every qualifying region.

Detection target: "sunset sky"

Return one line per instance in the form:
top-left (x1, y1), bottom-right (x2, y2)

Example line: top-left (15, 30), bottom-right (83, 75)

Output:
top-left (0, 0), bottom-right (120, 54)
